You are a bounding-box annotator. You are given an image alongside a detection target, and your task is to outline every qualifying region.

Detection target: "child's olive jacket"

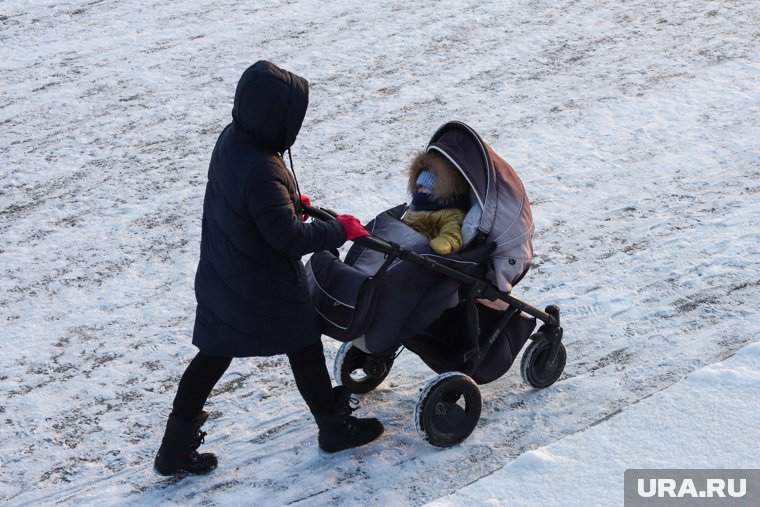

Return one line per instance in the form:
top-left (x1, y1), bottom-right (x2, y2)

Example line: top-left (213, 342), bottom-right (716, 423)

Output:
top-left (402, 208), bottom-right (467, 255)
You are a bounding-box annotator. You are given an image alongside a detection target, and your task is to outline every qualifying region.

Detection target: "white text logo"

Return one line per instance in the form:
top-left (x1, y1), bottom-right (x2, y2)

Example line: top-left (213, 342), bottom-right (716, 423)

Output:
top-left (637, 478), bottom-right (747, 499)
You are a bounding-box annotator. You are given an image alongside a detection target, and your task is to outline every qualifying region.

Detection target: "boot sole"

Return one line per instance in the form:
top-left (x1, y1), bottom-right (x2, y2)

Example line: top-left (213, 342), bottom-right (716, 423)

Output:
top-left (154, 459), bottom-right (218, 477)
top-left (318, 428), bottom-right (384, 454)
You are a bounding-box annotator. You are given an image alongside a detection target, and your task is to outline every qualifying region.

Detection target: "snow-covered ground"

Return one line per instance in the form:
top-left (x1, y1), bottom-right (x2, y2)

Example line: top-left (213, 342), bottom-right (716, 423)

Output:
top-left (1, 0), bottom-right (758, 505)
top-left (429, 342), bottom-right (760, 507)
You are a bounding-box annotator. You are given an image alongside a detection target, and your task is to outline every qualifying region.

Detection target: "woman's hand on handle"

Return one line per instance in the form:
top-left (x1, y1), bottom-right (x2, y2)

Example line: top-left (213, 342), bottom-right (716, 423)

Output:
top-left (299, 194), bottom-right (311, 222)
top-left (336, 214), bottom-right (370, 241)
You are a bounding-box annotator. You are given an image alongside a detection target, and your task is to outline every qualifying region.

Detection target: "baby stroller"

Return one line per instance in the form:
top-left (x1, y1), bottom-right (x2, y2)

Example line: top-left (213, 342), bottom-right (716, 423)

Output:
top-left (304, 121), bottom-right (566, 448)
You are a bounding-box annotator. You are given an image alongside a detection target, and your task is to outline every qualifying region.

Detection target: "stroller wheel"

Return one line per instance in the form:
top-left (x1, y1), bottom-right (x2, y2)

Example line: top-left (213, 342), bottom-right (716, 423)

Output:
top-left (520, 334), bottom-right (567, 388)
top-left (333, 341), bottom-right (393, 394)
top-left (415, 372), bottom-right (481, 448)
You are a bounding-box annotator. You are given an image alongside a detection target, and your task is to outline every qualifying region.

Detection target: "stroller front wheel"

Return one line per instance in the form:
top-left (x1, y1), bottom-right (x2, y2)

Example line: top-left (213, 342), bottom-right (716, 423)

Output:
top-left (520, 334), bottom-right (567, 388)
top-left (415, 372), bottom-right (482, 447)
top-left (334, 341), bottom-right (393, 394)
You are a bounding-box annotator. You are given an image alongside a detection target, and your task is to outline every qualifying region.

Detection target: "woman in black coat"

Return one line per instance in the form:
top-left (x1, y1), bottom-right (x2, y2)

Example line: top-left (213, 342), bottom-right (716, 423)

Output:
top-left (154, 61), bottom-right (383, 476)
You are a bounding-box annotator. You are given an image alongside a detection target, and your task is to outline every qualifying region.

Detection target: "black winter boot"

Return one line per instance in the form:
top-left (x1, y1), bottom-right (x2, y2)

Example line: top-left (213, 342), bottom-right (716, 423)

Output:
top-left (314, 387), bottom-right (384, 453)
top-left (154, 411), bottom-right (218, 476)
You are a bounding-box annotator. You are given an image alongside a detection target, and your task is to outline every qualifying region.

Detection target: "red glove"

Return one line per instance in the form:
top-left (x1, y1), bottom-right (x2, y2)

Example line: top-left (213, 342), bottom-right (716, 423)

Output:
top-left (336, 214), bottom-right (370, 240)
top-left (299, 194), bottom-right (311, 222)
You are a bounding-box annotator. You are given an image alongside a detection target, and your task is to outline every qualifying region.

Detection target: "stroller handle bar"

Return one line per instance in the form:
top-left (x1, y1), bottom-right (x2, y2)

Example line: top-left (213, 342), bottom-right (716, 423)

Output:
top-left (302, 204), bottom-right (396, 257)
top-left (301, 204), bottom-right (559, 327)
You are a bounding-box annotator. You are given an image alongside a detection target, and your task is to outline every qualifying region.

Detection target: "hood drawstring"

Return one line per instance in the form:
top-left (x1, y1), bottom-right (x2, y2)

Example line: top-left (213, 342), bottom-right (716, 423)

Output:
top-left (287, 148), bottom-right (304, 213)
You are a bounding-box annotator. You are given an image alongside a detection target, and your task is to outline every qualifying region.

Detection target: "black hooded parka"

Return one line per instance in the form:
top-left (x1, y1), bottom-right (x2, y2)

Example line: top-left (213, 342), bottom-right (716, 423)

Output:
top-left (192, 61), bottom-right (347, 357)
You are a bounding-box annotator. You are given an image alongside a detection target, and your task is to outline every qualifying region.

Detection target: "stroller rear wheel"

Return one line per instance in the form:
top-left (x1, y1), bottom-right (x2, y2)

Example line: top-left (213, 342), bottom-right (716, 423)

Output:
top-left (334, 341), bottom-right (393, 394)
top-left (520, 333), bottom-right (567, 388)
top-left (415, 372), bottom-right (482, 448)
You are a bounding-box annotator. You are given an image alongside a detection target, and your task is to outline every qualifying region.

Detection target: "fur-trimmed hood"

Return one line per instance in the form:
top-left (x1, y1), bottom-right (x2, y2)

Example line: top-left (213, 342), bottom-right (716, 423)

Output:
top-left (407, 150), bottom-right (469, 200)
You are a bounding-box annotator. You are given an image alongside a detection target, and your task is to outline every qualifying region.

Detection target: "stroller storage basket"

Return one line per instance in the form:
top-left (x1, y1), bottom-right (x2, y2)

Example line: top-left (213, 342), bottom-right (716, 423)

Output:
top-left (404, 302), bottom-right (536, 384)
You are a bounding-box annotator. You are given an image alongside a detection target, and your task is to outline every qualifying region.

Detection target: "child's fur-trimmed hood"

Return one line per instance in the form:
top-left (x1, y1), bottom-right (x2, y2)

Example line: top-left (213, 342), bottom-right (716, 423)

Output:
top-left (407, 150), bottom-right (469, 200)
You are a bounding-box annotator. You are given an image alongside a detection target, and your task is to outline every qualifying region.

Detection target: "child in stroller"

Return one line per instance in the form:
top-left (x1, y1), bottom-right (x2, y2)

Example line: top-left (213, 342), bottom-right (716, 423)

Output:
top-left (402, 150), bottom-right (470, 255)
top-left (304, 121), bottom-right (566, 447)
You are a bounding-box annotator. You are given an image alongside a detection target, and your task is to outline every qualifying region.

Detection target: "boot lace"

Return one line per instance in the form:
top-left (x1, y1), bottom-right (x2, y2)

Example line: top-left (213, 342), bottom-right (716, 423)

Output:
top-left (336, 393), bottom-right (360, 416)
top-left (192, 430), bottom-right (207, 451)
top-left (341, 397), bottom-right (362, 433)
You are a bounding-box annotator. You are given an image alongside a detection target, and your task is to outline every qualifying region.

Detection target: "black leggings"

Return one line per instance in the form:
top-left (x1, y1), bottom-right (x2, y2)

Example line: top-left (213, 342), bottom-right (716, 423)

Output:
top-left (171, 340), bottom-right (335, 421)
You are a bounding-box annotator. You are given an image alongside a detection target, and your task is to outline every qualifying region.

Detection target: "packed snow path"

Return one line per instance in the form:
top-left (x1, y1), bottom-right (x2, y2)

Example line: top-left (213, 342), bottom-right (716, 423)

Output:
top-left (1, 0), bottom-right (758, 505)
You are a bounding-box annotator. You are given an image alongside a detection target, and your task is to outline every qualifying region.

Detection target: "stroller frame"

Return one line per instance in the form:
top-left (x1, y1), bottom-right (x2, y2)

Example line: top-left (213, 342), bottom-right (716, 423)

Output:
top-left (304, 205), bottom-right (564, 380)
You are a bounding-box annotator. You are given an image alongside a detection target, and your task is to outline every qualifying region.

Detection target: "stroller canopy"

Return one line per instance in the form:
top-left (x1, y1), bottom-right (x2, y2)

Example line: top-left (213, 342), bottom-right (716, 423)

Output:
top-left (427, 121), bottom-right (534, 292)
